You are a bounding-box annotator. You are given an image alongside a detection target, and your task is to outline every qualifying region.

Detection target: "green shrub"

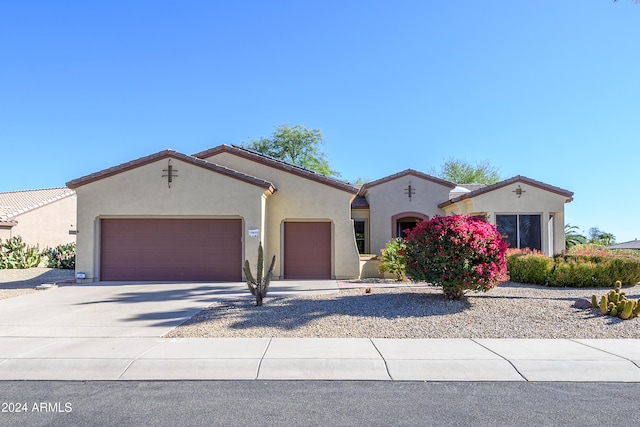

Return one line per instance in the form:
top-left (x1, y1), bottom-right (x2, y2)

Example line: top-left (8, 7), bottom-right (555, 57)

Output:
top-left (42, 243), bottom-right (76, 269)
top-left (506, 249), bottom-right (553, 285)
top-left (548, 254), bottom-right (640, 288)
top-left (0, 236), bottom-right (41, 269)
top-left (548, 257), bottom-right (602, 287)
top-left (506, 243), bottom-right (640, 287)
top-left (378, 238), bottom-right (407, 281)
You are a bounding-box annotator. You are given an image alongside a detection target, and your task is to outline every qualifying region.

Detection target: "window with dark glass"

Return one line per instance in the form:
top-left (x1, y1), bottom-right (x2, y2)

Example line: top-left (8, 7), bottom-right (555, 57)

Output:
top-left (354, 220), bottom-right (366, 254)
top-left (396, 218), bottom-right (420, 239)
top-left (496, 214), bottom-right (542, 251)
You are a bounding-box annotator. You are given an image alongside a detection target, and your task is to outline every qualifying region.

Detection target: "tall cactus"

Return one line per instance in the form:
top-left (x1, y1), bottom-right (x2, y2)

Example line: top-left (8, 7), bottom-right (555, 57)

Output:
top-left (243, 242), bottom-right (276, 306)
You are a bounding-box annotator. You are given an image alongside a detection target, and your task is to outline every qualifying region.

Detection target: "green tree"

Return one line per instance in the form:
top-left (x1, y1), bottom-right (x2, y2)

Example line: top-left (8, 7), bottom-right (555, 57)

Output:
top-left (564, 224), bottom-right (587, 249)
top-left (243, 124), bottom-right (340, 177)
top-left (431, 157), bottom-right (501, 184)
top-left (588, 227), bottom-right (616, 247)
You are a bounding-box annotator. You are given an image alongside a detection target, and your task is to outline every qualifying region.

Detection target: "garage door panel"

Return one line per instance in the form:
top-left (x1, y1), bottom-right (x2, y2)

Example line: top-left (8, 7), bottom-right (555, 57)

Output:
top-left (100, 219), bottom-right (242, 281)
top-left (284, 222), bottom-right (331, 279)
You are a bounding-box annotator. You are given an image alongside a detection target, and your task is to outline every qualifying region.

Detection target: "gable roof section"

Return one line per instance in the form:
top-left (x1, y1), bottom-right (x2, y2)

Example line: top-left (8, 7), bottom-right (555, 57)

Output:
top-left (351, 195), bottom-right (369, 209)
top-left (0, 187), bottom-right (75, 221)
top-left (66, 149), bottom-right (276, 193)
top-left (193, 145), bottom-right (359, 194)
top-left (438, 175), bottom-right (574, 208)
top-left (359, 169), bottom-right (456, 194)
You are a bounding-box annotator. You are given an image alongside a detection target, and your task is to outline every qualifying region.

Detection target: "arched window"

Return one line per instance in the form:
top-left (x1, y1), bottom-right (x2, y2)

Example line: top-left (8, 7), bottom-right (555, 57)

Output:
top-left (391, 212), bottom-right (428, 239)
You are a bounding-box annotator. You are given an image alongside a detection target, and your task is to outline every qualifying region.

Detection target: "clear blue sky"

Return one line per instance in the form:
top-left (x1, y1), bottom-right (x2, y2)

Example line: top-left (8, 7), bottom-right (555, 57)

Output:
top-left (1, 1), bottom-right (638, 242)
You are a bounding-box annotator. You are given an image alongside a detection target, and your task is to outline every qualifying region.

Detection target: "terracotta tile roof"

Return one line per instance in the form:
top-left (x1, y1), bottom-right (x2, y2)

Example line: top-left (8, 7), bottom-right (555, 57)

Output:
top-left (438, 175), bottom-right (574, 208)
top-left (193, 145), bottom-right (360, 194)
top-left (359, 169), bottom-right (456, 195)
top-left (0, 187), bottom-right (75, 221)
top-left (66, 150), bottom-right (277, 193)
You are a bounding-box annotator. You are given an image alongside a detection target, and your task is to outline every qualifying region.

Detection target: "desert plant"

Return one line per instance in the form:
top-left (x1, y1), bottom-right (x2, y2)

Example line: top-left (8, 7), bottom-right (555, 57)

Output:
top-left (42, 243), bottom-right (76, 269)
top-left (591, 280), bottom-right (640, 320)
top-left (549, 253), bottom-right (640, 287)
top-left (506, 248), bottom-right (554, 285)
top-left (404, 215), bottom-right (508, 300)
top-left (243, 241), bottom-right (276, 306)
top-left (378, 238), bottom-right (408, 281)
top-left (0, 236), bottom-right (41, 269)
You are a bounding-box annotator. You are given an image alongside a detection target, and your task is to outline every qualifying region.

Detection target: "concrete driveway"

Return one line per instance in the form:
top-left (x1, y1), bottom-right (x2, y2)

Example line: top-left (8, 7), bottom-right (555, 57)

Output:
top-left (0, 280), bottom-right (339, 338)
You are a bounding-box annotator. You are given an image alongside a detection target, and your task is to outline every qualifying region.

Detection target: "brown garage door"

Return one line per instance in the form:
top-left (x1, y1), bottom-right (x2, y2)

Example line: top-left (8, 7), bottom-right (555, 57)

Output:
top-left (100, 218), bottom-right (242, 281)
top-left (284, 222), bottom-right (331, 279)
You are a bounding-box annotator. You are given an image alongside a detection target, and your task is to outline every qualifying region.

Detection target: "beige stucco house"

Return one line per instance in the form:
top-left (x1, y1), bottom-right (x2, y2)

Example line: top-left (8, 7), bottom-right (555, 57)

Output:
top-left (67, 145), bottom-right (573, 282)
top-left (0, 188), bottom-right (77, 249)
top-left (352, 171), bottom-right (573, 259)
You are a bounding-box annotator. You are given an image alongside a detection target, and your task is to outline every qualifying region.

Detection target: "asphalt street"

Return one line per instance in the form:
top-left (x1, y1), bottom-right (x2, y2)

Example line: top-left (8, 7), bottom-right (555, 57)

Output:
top-left (2, 380), bottom-right (639, 427)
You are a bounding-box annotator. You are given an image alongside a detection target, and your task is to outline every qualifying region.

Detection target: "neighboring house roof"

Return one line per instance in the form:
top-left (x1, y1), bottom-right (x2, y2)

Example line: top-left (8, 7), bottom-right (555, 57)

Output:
top-left (449, 184), bottom-right (488, 199)
top-left (66, 149), bottom-right (277, 193)
top-left (0, 187), bottom-right (75, 223)
top-left (439, 175), bottom-right (574, 208)
top-left (609, 240), bottom-right (640, 250)
top-left (358, 169), bottom-right (456, 195)
top-left (193, 145), bottom-right (360, 194)
top-left (456, 184), bottom-right (488, 192)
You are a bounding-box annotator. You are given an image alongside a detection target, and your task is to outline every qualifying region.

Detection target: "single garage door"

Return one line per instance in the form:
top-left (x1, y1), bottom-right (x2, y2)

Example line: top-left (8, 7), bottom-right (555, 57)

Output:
top-left (284, 222), bottom-right (331, 279)
top-left (100, 218), bottom-right (242, 281)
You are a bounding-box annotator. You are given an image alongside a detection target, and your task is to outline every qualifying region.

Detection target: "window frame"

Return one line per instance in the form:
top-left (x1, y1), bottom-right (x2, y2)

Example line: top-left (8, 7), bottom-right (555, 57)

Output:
top-left (353, 219), bottom-right (368, 254)
top-left (496, 213), bottom-right (543, 251)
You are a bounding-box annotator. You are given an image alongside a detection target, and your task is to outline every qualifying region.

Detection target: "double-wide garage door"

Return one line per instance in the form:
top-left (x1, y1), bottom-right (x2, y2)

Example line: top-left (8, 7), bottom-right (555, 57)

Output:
top-left (100, 219), bottom-right (242, 281)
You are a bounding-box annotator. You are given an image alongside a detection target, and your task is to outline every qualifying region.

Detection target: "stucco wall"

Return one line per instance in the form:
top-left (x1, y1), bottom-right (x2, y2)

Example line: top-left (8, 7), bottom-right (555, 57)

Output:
top-left (365, 175), bottom-right (452, 255)
top-left (74, 158), bottom-right (269, 281)
top-left (203, 152), bottom-right (361, 279)
top-left (441, 182), bottom-right (568, 255)
top-left (3, 195), bottom-right (77, 249)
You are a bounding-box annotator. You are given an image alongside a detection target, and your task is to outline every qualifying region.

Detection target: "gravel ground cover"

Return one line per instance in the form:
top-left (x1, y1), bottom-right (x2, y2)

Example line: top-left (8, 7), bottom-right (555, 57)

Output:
top-left (3, 269), bottom-right (638, 339)
top-left (0, 268), bottom-right (75, 300)
top-left (166, 281), bottom-right (640, 339)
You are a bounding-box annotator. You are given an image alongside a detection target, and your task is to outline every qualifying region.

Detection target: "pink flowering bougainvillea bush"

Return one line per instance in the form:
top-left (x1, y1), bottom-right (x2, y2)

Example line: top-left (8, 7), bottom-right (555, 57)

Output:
top-left (405, 215), bottom-right (508, 300)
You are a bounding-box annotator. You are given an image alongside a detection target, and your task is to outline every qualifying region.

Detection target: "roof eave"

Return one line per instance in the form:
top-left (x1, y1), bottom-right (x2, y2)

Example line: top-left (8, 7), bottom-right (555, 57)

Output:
top-left (361, 169), bottom-right (456, 192)
top-left (66, 149), bottom-right (276, 192)
top-left (194, 145), bottom-right (360, 194)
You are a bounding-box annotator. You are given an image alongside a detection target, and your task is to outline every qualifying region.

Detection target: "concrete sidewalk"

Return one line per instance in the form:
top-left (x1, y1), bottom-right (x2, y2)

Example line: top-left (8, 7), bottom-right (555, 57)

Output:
top-left (1, 337), bottom-right (639, 382)
top-left (1, 281), bottom-right (639, 383)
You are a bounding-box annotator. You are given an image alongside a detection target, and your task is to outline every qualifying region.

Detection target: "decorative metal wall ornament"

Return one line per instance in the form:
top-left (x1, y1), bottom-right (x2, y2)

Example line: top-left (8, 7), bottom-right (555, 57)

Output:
top-left (513, 185), bottom-right (525, 198)
top-left (404, 181), bottom-right (416, 201)
top-left (162, 159), bottom-right (178, 188)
